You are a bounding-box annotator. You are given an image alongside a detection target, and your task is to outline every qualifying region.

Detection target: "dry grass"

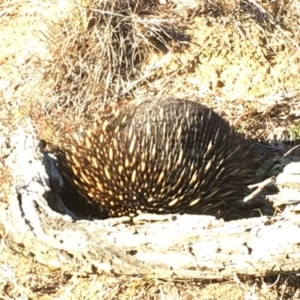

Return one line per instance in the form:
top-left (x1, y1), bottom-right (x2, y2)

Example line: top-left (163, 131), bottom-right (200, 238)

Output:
top-left (2, 0), bottom-right (300, 142)
top-left (1, 0), bottom-right (300, 298)
top-left (1, 242), bottom-right (300, 300)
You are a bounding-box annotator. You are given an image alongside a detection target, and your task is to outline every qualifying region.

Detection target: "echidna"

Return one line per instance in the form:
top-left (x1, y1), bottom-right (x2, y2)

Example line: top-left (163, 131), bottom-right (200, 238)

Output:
top-left (60, 97), bottom-right (260, 218)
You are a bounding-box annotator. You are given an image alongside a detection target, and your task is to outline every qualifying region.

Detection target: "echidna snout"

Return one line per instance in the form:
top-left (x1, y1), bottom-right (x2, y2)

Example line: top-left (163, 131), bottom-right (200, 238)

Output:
top-left (60, 97), bottom-right (260, 218)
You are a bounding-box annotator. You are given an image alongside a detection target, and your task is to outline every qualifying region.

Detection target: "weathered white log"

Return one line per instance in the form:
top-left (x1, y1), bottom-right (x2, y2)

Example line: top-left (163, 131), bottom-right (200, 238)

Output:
top-left (1, 124), bottom-right (300, 280)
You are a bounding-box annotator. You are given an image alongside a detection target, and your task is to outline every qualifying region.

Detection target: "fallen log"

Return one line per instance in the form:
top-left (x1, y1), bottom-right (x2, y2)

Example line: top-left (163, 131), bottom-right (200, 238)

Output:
top-left (1, 125), bottom-right (300, 280)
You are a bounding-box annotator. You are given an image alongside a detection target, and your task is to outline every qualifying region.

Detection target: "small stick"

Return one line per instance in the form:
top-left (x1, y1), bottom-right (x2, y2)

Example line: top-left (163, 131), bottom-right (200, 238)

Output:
top-left (244, 176), bottom-right (275, 202)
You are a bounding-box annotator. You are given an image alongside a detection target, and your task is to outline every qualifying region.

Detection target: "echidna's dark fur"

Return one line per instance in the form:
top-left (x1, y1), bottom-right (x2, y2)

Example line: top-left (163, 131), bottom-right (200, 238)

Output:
top-left (60, 97), bottom-right (260, 218)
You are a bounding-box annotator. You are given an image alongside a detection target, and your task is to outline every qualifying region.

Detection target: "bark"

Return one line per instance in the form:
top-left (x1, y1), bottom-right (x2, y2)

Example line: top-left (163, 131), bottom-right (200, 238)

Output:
top-left (2, 126), bottom-right (300, 280)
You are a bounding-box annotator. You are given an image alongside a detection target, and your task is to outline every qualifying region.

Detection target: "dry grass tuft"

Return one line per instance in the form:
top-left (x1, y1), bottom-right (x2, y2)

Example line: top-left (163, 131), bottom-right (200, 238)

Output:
top-left (42, 0), bottom-right (191, 118)
top-left (28, 0), bottom-right (300, 146)
top-left (2, 0), bottom-right (300, 143)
